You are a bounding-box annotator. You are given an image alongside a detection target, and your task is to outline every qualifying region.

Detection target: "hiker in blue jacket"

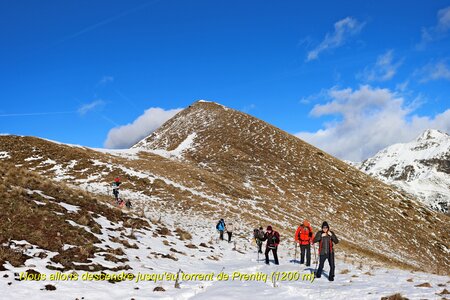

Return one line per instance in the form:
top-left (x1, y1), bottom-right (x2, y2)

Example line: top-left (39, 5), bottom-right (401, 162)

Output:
top-left (216, 219), bottom-right (226, 241)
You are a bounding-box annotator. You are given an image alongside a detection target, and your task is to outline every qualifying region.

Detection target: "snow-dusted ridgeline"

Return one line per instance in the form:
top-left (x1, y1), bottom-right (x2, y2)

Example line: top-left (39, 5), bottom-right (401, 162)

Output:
top-left (352, 129), bottom-right (450, 212)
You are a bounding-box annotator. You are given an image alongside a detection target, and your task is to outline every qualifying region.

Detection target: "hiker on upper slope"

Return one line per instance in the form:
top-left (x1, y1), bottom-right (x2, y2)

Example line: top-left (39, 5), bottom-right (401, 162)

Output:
top-left (112, 177), bottom-right (121, 203)
top-left (253, 227), bottom-right (265, 254)
top-left (313, 221), bottom-right (339, 281)
top-left (225, 222), bottom-right (234, 243)
top-left (294, 220), bottom-right (314, 266)
top-left (261, 225), bottom-right (280, 265)
top-left (216, 219), bottom-right (226, 241)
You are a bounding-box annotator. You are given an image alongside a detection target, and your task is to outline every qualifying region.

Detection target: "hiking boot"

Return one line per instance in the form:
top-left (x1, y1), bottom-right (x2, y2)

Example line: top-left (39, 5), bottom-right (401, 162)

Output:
top-left (329, 276), bottom-right (334, 281)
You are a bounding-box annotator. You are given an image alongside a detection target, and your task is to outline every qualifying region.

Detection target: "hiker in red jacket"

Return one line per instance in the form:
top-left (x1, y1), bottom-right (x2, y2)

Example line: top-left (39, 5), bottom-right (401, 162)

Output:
top-left (262, 225), bottom-right (280, 265)
top-left (294, 220), bottom-right (314, 266)
top-left (313, 221), bottom-right (339, 281)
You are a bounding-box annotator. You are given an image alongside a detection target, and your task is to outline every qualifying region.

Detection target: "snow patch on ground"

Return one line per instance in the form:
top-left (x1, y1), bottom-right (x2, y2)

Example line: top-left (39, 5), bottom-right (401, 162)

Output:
top-left (0, 151), bottom-right (11, 159)
top-left (150, 132), bottom-right (198, 160)
top-left (41, 158), bottom-right (57, 165)
top-left (26, 190), bottom-right (55, 200)
top-left (24, 156), bottom-right (43, 161)
top-left (57, 202), bottom-right (80, 213)
top-left (93, 148), bottom-right (144, 160)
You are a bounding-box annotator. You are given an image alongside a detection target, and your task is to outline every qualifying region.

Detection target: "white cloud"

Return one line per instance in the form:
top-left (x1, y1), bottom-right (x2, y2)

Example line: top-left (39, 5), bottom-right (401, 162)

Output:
top-left (395, 80), bottom-right (409, 92)
top-left (437, 6), bottom-right (450, 32)
top-left (99, 76), bottom-right (114, 85)
top-left (299, 89), bottom-right (328, 105)
top-left (77, 100), bottom-right (105, 115)
top-left (104, 107), bottom-right (182, 149)
top-left (295, 85), bottom-right (450, 161)
top-left (306, 17), bottom-right (365, 61)
top-left (417, 6), bottom-right (450, 49)
top-left (416, 60), bottom-right (450, 82)
top-left (359, 50), bottom-right (402, 82)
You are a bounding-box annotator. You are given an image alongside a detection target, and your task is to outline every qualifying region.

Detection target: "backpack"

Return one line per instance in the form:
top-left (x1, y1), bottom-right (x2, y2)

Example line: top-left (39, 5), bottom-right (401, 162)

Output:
top-left (258, 230), bottom-right (265, 239)
top-left (216, 220), bottom-right (224, 231)
top-left (298, 226), bottom-right (312, 242)
top-left (272, 231), bottom-right (280, 244)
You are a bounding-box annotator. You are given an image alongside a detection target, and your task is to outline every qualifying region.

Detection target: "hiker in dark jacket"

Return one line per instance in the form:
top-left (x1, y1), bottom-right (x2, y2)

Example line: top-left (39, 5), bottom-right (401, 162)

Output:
top-left (112, 177), bottom-right (121, 203)
top-left (313, 221), bottom-right (339, 281)
top-left (216, 219), bottom-right (225, 241)
top-left (261, 225), bottom-right (280, 265)
top-left (253, 227), bottom-right (265, 254)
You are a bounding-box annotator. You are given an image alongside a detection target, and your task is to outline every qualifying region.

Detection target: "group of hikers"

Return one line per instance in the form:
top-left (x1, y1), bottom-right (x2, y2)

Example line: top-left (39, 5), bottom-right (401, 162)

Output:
top-left (216, 218), bottom-right (235, 243)
top-left (112, 175), bottom-right (337, 281)
top-left (218, 218), bottom-right (339, 281)
top-left (292, 220), bottom-right (339, 281)
top-left (111, 177), bottom-right (132, 209)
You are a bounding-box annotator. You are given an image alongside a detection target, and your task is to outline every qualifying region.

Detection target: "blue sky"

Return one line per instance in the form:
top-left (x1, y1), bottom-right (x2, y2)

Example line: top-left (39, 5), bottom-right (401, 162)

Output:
top-left (1, 1), bottom-right (449, 160)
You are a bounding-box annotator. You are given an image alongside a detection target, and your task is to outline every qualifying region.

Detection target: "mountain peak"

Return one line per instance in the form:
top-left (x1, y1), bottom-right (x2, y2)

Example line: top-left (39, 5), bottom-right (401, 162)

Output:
top-left (416, 129), bottom-right (449, 142)
top-left (356, 128), bottom-right (450, 212)
top-left (191, 99), bottom-right (230, 110)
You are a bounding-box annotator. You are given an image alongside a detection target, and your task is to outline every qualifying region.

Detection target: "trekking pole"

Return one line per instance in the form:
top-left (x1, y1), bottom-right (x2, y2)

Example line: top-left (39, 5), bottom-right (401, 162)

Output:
top-left (294, 241), bottom-right (298, 264)
top-left (313, 243), bottom-right (318, 273)
top-left (313, 243), bottom-right (317, 264)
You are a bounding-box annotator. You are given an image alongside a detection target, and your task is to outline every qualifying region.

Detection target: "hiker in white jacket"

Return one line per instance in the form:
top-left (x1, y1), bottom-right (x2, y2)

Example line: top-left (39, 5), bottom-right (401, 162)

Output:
top-left (225, 222), bottom-right (235, 243)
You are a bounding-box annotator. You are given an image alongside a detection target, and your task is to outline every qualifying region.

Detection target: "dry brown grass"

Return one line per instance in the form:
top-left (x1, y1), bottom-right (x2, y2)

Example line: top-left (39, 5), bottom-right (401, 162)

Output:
top-left (381, 293), bottom-right (409, 300)
top-left (175, 228), bottom-right (192, 241)
top-left (414, 282), bottom-right (432, 288)
top-left (437, 289), bottom-right (450, 295)
top-left (156, 227), bottom-right (172, 236)
top-left (0, 161), bottom-right (151, 271)
top-left (104, 253), bottom-right (129, 263)
top-left (110, 237), bottom-right (138, 249)
top-left (44, 284), bottom-right (56, 291)
top-left (107, 247), bottom-right (125, 256)
top-left (52, 245), bottom-right (98, 267)
top-left (0, 246), bottom-right (30, 268)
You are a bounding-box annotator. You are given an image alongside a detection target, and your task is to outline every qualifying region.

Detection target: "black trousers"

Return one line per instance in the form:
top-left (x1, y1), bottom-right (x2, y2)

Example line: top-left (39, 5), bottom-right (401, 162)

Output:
top-left (316, 252), bottom-right (335, 279)
top-left (219, 230), bottom-right (224, 240)
top-left (300, 244), bottom-right (311, 266)
top-left (227, 231), bottom-right (232, 242)
top-left (256, 240), bottom-right (263, 253)
top-left (265, 247), bottom-right (279, 265)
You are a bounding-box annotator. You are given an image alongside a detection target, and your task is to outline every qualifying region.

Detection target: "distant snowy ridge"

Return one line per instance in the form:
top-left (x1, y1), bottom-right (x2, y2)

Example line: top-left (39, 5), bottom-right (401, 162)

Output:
top-left (352, 129), bottom-right (450, 212)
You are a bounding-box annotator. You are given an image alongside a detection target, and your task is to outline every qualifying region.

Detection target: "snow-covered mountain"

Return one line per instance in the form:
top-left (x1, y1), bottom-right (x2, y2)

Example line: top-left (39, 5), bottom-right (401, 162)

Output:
top-left (353, 129), bottom-right (450, 213)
